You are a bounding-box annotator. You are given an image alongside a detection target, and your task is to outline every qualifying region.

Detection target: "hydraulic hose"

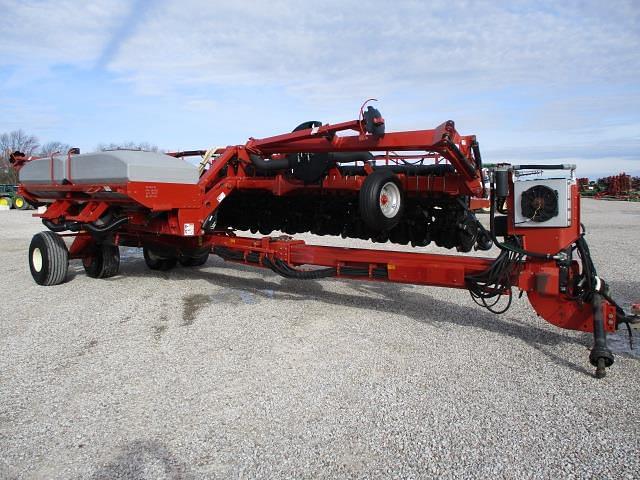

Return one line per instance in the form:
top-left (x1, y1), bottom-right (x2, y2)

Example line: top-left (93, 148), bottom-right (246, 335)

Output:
top-left (444, 139), bottom-right (478, 178)
top-left (215, 247), bottom-right (387, 280)
top-left (83, 216), bottom-right (129, 233)
top-left (329, 152), bottom-right (374, 163)
top-left (250, 152), bottom-right (374, 172)
top-left (42, 219), bottom-right (80, 232)
top-left (43, 216), bottom-right (128, 233)
top-left (249, 154), bottom-right (289, 171)
top-left (264, 257), bottom-right (337, 279)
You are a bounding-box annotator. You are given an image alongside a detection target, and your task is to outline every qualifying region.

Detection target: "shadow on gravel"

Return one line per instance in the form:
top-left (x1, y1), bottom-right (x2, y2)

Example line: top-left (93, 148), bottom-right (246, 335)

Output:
top-left (118, 258), bottom-right (600, 375)
top-left (89, 440), bottom-right (192, 480)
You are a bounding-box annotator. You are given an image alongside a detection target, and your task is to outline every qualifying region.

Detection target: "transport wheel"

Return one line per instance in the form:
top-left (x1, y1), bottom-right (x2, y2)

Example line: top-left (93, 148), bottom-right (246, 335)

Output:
top-left (28, 231), bottom-right (69, 286)
top-left (143, 247), bottom-right (177, 271)
top-left (359, 170), bottom-right (404, 231)
top-left (13, 196), bottom-right (27, 210)
top-left (83, 245), bottom-right (120, 279)
top-left (0, 197), bottom-right (12, 209)
top-left (178, 252), bottom-right (209, 267)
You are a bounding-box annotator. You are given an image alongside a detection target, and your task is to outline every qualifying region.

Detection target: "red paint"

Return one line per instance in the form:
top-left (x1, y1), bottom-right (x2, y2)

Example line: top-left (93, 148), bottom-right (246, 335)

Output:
top-left (15, 114), bottom-right (617, 335)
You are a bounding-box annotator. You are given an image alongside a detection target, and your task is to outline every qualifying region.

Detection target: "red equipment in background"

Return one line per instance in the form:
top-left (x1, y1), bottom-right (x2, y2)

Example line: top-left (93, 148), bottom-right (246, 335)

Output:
top-left (596, 173), bottom-right (632, 199)
top-left (578, 173), bottom-right (639, 201)
top-left (577, 177), bottom-right (590, 191)
top-left (12, 106), bottom-right (638, 378)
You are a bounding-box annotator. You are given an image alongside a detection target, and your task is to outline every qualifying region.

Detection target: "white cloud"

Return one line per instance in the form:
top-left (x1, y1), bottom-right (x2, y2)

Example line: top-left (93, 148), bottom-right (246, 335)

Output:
top-left (0, 0), bottom-right (129, 67)
top-left (104, 0), bottom-right (640, 99)
top-left (2, 0), bottom-right (638, 102)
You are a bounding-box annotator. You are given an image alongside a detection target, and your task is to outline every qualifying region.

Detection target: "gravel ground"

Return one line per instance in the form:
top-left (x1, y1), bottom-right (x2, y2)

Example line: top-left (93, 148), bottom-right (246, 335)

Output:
top-left (0, 199), bottom-right (638, 479)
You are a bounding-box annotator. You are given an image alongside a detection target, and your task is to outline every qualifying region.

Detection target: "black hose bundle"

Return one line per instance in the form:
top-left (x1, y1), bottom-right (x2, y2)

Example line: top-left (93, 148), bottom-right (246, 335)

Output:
top-left (570, 226), bottom-right (637, 340)
top-left (263, 257), bottom-right (337, 280)
top-left (340, 265), bottom-right (388, 279)
top-left (214, 246), bottom-right (336, 279)
top-left (43, 219), bottom-right (80, 232)
top-left (83, 216), bottom-right (129, 233)
top-left (43, 216), bottom-right (128, 234)
top-left (572, 232), bottom-right (597, 303)
top-left (249, 152), bottom-right (375, 173)
top-left (465, 247), bottom-right (524, 314)
top-left (213, 246), bottom-right (246, 262)
top-left (463, 191), bottom-right (531, 315)
top-left (214, 246), bottom-right (388, 280)
top-left (264, 257), bottom-right (388, 280)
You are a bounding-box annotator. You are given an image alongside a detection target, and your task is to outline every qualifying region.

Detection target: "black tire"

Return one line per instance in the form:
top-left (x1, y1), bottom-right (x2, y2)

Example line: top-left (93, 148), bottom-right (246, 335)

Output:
top-left (359, 170), bottom-right (404, 231)
top-left (143, 247), bottom-right (177, 271)
top-left (83, 244), bottom-right (120, 279)
top-left (178, 252), bottom-right (209, 267)
top-left (13, 196), bottom-right (28, 210)
top-left (28, 231), bottom-right (69, 286)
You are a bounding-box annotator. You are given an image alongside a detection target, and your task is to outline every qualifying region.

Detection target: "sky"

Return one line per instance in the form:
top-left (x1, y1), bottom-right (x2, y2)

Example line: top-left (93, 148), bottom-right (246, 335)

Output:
top-left (0, 0), bottom-right (639, 178)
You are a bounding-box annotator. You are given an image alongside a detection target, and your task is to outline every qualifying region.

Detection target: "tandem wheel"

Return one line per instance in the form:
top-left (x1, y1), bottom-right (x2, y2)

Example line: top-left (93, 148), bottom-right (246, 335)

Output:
top-left (83, 244), bottom-right (120, 279)
top-left (143, 247), bottom-right (177, 271)
top-left (178, 251), bottom-right (209, 267)
top-left (28, 231), bottom-right (69, 286)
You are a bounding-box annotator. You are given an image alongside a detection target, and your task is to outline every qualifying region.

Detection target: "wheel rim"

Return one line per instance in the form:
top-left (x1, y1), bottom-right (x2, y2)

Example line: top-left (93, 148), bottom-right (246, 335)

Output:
top-left (379, 182), bottom-right (401, 218)
top-left (0, 198), bottom-right (9, 207)
top-left (32, 247), bottom-right (43, 272)
top-left (15, 198), bottom-right (23, 208)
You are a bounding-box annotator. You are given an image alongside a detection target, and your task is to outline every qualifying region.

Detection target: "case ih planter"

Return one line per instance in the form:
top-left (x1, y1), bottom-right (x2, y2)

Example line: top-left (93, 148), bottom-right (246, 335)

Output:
top-left (10, 105), bottom-right (638, 377)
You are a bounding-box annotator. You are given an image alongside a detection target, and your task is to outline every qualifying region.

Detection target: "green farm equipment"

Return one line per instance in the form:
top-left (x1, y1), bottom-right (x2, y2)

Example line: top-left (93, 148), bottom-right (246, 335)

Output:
top-left (0, 184), bottom-right (31, 209)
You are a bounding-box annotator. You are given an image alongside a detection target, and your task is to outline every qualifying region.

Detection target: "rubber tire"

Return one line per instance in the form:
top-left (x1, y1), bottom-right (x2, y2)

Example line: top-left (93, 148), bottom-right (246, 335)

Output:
top-left (178, 252), bottom-right (209, 267)
top-left (13, 196), bottom-right (27, 210)
top-left (143, 247), bottom-right (177, 271)
top-left (83, 245), bottom-right (120, 279)
top-left (29, 231), bottom-right (69, 286)
top-left (359, 170), bottom-right (404, 231)
top-left (0, 197), bottom-right (12, 209)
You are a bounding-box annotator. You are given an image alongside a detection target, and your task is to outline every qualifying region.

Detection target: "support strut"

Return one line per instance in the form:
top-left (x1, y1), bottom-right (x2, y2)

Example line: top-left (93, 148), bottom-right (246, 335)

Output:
top-left (589, 293), bottom-right (615, 378)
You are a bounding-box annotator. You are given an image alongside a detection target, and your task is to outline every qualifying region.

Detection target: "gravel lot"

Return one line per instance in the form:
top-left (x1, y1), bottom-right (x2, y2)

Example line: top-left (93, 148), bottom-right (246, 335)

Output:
top-left (0, 199), bottom-right (638, 479)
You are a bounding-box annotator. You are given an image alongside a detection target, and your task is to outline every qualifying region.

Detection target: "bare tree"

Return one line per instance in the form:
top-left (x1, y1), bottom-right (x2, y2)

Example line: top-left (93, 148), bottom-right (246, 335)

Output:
top-left (0, 130), bottom-right (39, 184)
top-left (97, 141), bottom-right (158, 152)
top-left (39, 141), bottom-right (72, 157)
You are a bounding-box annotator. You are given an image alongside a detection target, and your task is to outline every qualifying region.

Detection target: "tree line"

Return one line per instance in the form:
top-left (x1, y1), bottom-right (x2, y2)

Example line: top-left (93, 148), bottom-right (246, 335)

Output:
top-left (0, 129), bottom-right (158, 184)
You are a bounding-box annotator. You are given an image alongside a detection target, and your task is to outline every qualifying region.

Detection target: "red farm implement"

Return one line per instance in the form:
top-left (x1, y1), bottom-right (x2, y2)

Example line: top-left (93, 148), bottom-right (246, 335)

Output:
top-left (11, 104), bottom-right (638, 377)
top-left (594, 173), bottom-right (640, 201)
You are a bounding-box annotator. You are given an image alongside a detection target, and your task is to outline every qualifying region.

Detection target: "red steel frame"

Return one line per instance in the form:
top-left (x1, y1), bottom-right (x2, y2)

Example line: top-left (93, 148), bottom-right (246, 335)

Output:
top-left (16, 116), bottom-right (618, 338)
